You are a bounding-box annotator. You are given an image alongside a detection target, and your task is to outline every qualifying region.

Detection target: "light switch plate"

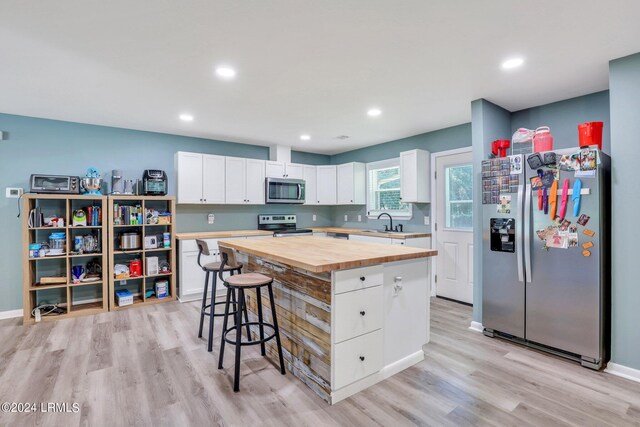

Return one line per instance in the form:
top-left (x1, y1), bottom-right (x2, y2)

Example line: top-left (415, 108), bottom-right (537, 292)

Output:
top-left (344, 215), bottom-right (348, 222)
top-left (207, 214), bottom-right (215, 224)
top-left (5, 187), bottom-right (23, 198)
top-left (312, 214), bottom-right (316, 221)
top-left (357, 215), bottom-right (362, 222)
top-left (424, 216), bottom-right (430, 225)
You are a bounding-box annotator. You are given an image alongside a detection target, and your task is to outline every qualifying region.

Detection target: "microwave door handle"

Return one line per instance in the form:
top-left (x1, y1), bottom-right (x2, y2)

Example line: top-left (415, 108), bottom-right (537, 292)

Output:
top-left (297, 184), bottom-right (302, 200)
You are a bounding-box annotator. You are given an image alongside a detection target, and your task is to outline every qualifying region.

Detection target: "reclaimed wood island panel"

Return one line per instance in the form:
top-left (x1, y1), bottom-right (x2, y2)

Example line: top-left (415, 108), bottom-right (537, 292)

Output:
top-left (218, 236), bottom-right (437, 404)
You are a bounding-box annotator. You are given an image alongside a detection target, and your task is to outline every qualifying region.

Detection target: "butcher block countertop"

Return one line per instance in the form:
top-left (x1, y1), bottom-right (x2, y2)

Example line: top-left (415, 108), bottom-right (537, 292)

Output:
top-left (176, 230), bottom-right (273, 240)
top-left (219, 235), bottom-right (437, 273)
top-left (311, 227), bottom-right (431, 239)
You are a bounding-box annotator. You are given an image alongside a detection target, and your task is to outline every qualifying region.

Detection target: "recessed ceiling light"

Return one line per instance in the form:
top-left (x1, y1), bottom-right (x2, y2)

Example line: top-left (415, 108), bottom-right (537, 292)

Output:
top-left (367, 108), bottom-right (382, 117)
top-left (215, 66), bottom-right (236, 79)
top-left (300, 134), bottom-right (311, 141)
top-left (179, 113), bottom-right (194, 122)
top-left (501, 57), bottom-right (524, 70)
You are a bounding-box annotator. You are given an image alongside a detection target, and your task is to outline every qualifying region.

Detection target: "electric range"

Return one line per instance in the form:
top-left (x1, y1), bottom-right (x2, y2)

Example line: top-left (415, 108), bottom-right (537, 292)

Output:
top-left (257, 214), bottom-right (313, 237)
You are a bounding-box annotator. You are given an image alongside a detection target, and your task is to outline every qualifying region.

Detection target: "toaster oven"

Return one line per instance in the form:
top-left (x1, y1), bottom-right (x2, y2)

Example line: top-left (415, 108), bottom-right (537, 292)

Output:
top-left (30, 174), bottom-right (80, 194)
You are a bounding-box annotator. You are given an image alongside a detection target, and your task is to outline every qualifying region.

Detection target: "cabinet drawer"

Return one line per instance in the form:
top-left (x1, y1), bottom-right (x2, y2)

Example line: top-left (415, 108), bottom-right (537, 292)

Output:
top-left (334, 286), bottom-right (383, 343)
top-left (334, 265), bottom-right (383, 294)
top-left (333, 329), bottom-right (383, 390)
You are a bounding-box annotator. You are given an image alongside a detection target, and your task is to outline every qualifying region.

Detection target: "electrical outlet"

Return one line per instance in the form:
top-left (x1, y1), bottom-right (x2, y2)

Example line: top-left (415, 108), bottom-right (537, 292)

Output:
top-left (424, 216), bottom-right (430, 226)
top-left (5, 187), bottom-right (23, 198)
top-left (312, 214), bottom-right (316, 221)
top-left (344, 215), bottom-right (348, 222)
top-left (207, 214), bottom-right (215, 224)
top-left (358, 215), bottom-right (362, 222)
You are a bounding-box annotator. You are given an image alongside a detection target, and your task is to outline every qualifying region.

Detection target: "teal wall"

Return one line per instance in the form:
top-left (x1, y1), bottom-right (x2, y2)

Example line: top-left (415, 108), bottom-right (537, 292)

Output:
top-left (330, 123), bottom-right (472, 231)
top-left (471, 99), bottom-right (512, 323)
top-left (0, 113), bottom-right (333, 312)
top-left (511, 90), bottom-right (611, 154)
top-left (609, 53), bottom-right (640, 370)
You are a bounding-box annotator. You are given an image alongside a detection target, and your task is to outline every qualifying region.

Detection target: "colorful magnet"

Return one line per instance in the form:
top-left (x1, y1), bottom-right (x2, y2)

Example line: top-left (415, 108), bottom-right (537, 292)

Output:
top-left (538, 189), bottom-right (543, 211)
top-left (543, 187), bottom-right (549, 214)
top-left (583, 229), bottom-right (595, 237)
top-left (577, 214), bottom-right (590, 226)
top-left (582, 249), bottom-right (591, 257)
top-left (582, 241), bottom-right (594, 249)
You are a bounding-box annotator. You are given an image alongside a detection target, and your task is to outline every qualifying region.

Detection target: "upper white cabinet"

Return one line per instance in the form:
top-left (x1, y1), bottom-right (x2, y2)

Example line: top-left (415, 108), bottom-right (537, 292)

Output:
top-left (337, 162), bottom-right (366, 205)
top-left (175, 152), bottom-right (225, 204)
top-left (265, 161), bottom-right (304, 179)
top-left (303, 165), bottom-right (317, 205)
top-left (400, 149), bottom-right (431, 203)
top-left (225, 157), bottom-right (265, 205)
top-left (316, 165), bottom-right (337, 205)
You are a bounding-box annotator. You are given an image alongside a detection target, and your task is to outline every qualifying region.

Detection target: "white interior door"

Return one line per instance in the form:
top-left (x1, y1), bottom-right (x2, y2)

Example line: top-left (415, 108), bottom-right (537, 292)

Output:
top-left (435, 151), bottom-right (474, 303)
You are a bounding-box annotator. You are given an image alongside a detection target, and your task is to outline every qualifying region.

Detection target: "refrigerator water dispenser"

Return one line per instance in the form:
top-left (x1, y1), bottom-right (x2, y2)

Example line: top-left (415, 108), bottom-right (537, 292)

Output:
top-left (490, 218), bottom-right (515, 253)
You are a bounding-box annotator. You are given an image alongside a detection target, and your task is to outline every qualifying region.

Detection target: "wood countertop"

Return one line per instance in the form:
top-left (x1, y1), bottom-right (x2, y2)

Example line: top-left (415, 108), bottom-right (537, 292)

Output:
top-left (219, 236), bottom-right (437, 273)
top-left (176, 230), bottom-right (273, 240)
top-left (311, 227), bottom-right (431, 239)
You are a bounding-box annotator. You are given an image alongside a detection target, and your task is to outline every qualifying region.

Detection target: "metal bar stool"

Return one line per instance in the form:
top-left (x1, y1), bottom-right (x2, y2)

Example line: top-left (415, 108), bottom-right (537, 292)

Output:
top-left (217, 245), bottom-right (286, 392)
top-left (195, 239), bottom-right (250, 352)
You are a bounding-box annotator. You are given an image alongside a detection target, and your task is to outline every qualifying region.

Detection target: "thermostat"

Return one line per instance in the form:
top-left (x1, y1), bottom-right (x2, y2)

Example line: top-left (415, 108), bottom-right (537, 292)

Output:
top-left (6, 188), bottom-right (23, 198)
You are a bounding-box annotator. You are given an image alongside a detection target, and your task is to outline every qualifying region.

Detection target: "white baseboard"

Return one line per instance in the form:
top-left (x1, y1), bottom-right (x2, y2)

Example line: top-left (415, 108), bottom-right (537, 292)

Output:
top-left (469, 320), bottom-right (484, 333)
top-left (330, 350), bottom-right (424, 405)
top-left (605, 363), bottom-right (640, 383)
top-left (0, 309), bottom-right (24, 320)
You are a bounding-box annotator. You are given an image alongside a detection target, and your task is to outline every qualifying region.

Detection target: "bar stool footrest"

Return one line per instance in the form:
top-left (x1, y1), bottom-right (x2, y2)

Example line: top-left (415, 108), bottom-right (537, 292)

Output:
top-left (202, 301), bottom-right (239, 318)
top-left (223, 322), bottom-right (277, 346)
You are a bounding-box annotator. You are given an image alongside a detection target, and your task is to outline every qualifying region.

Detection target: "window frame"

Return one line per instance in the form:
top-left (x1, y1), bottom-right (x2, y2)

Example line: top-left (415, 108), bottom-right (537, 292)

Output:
top-left (365, 158), bottom-right (413, 220)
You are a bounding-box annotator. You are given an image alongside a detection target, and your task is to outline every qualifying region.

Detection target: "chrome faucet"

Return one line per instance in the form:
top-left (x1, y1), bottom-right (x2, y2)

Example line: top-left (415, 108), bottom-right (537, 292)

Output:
top-left (377, 212), bottom-right (393, 232)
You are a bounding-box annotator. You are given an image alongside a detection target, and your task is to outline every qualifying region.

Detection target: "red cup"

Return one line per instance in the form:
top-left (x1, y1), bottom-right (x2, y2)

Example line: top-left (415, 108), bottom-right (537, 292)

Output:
top-left (578, 122), bottom-right (604, 150)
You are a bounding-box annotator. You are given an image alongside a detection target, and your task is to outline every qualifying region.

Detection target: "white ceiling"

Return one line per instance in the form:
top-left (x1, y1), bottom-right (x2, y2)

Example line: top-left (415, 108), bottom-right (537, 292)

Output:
top-left (1, 1), bottom-right (639, 155)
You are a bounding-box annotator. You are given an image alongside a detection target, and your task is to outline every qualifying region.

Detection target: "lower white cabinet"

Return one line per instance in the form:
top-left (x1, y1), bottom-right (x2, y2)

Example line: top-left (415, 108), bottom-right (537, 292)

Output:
top-left (333, 329), bottom-right (383, 390)
top-left (334, 285), bottom-right (383, 343)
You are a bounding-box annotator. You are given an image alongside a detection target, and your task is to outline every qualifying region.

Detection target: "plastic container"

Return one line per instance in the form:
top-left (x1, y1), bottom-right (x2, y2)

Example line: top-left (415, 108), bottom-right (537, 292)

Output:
top-left (578, 122), bottom-right (604, 150)
top-left (49, 233), bottom-right (66, 251)
top-left (533, 126), bottom-right (553, 152)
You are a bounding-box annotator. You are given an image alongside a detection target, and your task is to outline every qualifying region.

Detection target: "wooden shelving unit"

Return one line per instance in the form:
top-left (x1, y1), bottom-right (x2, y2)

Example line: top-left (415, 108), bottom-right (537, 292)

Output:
top-left (22, 194), bottom-right (109, 325)
top-left (107, 195), bottom-right (176, 310)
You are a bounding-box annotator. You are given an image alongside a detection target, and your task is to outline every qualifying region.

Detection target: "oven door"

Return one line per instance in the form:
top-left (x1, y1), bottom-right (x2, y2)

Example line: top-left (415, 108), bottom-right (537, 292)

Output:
top-left (265, 178), bottom-right (305, 204)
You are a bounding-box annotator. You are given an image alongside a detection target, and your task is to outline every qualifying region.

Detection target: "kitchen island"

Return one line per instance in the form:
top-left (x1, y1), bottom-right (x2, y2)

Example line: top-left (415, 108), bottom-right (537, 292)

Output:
top-left (218, 236), bottom-right (437, 404)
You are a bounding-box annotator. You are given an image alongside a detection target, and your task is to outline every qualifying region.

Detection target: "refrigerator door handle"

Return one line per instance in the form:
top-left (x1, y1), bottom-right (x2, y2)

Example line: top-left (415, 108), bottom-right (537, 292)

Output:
top-left (524, 184), bottom-right (532, 283)
top-left (516, 183), bottom-right (524, 283)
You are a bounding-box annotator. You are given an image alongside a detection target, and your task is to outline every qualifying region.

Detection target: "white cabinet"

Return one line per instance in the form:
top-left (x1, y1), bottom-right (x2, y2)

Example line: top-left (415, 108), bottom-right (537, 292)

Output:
top-left (334, 285), bottom-right (383, 343)
top-left (176, 152), bottom-right (226, 204)
top-left (266, 161), bottom-right (304, 179)
top-left (400, 149), bottom-right (431, 203)
top-left (316, 165), bottom-right (337, 205)
top-left (225, 157), bottom-right (265, 204)
top-left (333, 329), bottom-right (383, 390)
top-left (303, 165), bottom-right (317, 205)
top-left (202, 154), bottom-right (226, 204)
top-left (337, 162), bottom-right (366, 205)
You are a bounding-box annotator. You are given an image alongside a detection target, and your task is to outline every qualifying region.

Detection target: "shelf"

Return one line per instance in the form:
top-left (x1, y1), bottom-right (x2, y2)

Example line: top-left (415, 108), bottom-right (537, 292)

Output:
top-left (113, 224), bottom-right (143, 228)
top-left (114, 276), bottom-right (144, 282)
top-left (144, 247), bottom-right (171, 252)
top-left (29, 283), bottom-right (68, 291)
top-left (28, 226), bottom-right (67, 231)
top-left (113, 250), bottom-right (143, 255)
top-left (29, 255), bottom-right (67, 261)
top-left (70, 301), bottom-right (104, 313)
top-left (69, 225), bottom-right (103, 229)
top-left (69, 253), bottom-right (102, 258)
top-left (145, 223), bottom-right (173, 227)
top-left (145, 272), bottom-right (173, 279)
top-left (69, 280), bottom-right (103, 287)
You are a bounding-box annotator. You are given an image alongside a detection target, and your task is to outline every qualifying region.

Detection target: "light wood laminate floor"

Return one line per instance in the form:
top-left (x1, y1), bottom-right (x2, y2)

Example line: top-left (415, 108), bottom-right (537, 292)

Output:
top-left (1, 297), bottom-right (640, 426)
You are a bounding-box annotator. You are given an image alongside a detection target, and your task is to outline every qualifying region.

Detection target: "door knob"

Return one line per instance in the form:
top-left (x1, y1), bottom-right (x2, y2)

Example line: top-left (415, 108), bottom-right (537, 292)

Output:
top-left (359, 356), bottom-right (365, 361)
top-left (360, 276), bottom-right (365, 281)
top-left (360, 310), bottom-right (366, 316)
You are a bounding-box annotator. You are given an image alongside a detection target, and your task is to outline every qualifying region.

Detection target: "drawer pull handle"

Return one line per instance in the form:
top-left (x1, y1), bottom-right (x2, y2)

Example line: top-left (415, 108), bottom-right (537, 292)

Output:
top-left (360, 310), bottom-right (366, 316)
top-left (359, 356), bottom-right (365, 361)
top-left (360, 276), bottom-right (365, 281)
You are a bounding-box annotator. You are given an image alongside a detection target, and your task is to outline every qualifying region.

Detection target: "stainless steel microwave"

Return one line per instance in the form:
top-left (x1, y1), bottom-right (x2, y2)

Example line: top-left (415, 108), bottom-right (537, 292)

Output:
top-left (265, 178), bottom-right (305, 204)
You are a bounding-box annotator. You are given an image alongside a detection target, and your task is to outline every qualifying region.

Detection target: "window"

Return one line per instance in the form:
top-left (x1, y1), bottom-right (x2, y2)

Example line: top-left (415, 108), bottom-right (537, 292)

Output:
top-left (445, 164), bottom-right (473, 229)
top-left (366, 158), bottom-right (412, 218)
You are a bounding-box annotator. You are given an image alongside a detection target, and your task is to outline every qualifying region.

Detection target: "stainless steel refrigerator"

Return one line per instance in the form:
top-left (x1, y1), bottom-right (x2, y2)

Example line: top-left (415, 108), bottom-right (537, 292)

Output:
top-left (482, 148), bottom-right (610, 369)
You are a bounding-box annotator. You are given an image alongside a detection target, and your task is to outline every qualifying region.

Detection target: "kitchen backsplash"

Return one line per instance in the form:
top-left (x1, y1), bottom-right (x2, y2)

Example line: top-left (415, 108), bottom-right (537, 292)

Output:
top-left (332, 204), bottom-right (431, 232)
